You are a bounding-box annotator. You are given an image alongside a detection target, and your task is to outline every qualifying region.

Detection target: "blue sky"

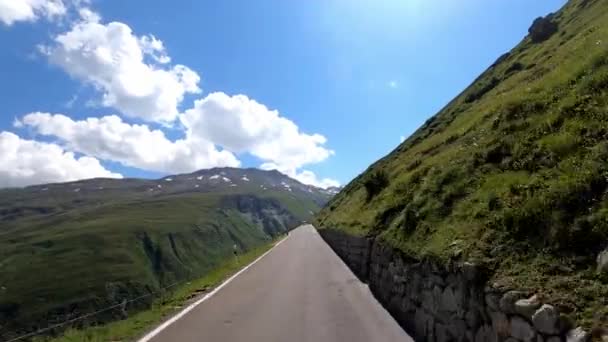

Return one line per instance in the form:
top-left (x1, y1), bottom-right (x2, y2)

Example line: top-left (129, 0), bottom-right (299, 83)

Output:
top-left (0, 0), bottom-right (566, 188)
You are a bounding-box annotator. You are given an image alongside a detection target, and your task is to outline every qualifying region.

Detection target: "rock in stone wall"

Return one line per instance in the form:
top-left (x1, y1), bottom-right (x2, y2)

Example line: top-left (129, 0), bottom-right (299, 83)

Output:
top-left (318, 228), bottom-right (591, 342)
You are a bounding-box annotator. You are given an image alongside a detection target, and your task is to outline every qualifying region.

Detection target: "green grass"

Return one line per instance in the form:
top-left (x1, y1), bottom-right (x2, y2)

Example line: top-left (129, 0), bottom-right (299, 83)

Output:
top-left (0, 181), bottom-right (319, 340)
top-left (316, 0), bottom-right (608, 328)
top-left (34, 239), bottom-right (282, 342)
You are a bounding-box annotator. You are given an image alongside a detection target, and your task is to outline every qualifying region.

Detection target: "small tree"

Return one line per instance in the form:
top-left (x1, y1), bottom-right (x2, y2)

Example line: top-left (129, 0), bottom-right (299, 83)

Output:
top-left (363, 170), bottom-right (389, 202)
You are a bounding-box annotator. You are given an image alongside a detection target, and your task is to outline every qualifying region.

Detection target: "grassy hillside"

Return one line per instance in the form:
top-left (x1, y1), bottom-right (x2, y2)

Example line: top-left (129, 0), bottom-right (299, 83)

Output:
top-left (316, 0), bottom-right (608, 328)
top-left (0, 168), bottom-right (329, 340)
top-left (36, 241), bottom-right (280, 342)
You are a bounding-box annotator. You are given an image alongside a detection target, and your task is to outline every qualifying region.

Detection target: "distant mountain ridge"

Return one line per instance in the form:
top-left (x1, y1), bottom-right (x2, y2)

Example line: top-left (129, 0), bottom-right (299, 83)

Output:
top-left (16, 166), bottom-right (335, 203)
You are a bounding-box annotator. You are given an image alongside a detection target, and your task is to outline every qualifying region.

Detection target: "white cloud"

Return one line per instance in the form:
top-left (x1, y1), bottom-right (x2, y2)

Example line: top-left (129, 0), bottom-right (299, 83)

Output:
top-left (18, 93), bottom-right (337, 186)
top-left (3, 7), bottom-right (339, 186)
top-left (41, 11), bottom-right (200, 122)
top-left (181, 92), bottom-right (334, 172)
top-left (388, 80), bottom-right (399, 88)
top-left (0, 131), bottom-right (121, 188)
top-left (400, 136), bottom-right (406, 143)
top-left (260, 163), bottom-right (340, 189)
top-left (139, 35), bottom-right (171, 64)
top-left (0, 0), bottom-right (66, 26)
top-left (293, 170), bottom-right (340, 189)
top-left (19, 112), bottom-right (240, 173)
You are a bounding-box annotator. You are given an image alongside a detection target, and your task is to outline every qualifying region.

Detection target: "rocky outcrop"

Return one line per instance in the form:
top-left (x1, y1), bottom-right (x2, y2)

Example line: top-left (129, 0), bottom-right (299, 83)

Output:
top-left (596, 248), bottom-right (608, 274)
top-left (319, 228), bottom-right (590, 342)
top-left (528, 15), bottom-right (558, 43)
top-left (222, 194), bottom-right (299, 236)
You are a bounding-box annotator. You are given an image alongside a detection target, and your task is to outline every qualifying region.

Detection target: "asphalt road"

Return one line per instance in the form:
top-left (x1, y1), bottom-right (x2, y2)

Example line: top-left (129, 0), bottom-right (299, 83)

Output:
top-left (140, 225), bottom-right (412, 342)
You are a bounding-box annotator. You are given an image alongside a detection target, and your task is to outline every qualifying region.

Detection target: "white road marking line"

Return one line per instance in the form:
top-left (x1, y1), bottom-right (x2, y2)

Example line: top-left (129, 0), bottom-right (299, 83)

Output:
top-left (137, 233), bottom-right (290, 342)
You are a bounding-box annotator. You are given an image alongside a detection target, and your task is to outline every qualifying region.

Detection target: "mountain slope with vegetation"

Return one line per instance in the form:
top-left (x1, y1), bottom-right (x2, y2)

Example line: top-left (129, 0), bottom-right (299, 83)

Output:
top-left (316, 0), bottom-right (608, 328)
top-left (0, 167), bottom-right (331, 340)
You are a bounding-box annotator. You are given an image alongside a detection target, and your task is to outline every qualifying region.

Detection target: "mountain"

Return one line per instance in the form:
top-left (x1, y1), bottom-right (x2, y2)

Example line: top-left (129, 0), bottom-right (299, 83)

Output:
top-left (316, 0), bottom-right (608, 330)
top-left (324, 186), bottom-right (343, 196)
top-left (0, 167), bottom-right (332, 339)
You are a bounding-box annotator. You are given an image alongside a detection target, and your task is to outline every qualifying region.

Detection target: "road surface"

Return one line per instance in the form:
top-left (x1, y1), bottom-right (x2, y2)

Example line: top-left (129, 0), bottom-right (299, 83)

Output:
top-left (141, 225), bottom-right (412, 342)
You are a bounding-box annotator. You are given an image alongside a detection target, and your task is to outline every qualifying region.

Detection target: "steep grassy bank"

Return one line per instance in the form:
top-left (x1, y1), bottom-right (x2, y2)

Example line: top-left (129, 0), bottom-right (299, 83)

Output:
top-left (316, 0), bottom-right (608, 329)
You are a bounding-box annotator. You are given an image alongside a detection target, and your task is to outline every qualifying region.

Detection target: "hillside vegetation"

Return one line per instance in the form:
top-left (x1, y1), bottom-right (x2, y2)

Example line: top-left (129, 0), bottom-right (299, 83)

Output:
top-left (0, 167), bottom-right (331, 340)
top-left (316, 0), bottom-right (608, 328)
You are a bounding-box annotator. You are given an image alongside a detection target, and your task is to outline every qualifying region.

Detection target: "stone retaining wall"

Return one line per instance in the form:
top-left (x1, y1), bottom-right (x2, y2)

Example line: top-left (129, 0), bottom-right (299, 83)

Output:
top-left (319, 228), bottom-right (590, 342)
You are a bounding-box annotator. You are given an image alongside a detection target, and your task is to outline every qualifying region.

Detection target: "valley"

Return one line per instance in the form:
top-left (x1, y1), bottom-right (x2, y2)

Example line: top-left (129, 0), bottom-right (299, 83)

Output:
top-left (0, 167), bottom-right (333, 340)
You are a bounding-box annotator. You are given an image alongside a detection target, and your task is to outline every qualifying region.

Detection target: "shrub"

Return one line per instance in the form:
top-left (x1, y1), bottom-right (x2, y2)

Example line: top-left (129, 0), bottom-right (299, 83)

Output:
top-left (411, 163), bottom-right (472, 218)
top-left (580, 68), bottom-right (608, 94)
top-left (444, 134), bottom-right (459, 145)
top-left (422, 116), bottom-right (437, 129)
top-left (501, 98), bottom-right (548, 121)
top-left (484, 139), bottom-right (514, 164)
top-left (465, 77), bottom-right (501, 103)
top-left (505, 62), bottom-right (525, 75)
top-left (487, 193), bottom-right (501, 211)
top-left (498, 199), bottom-right (549, 242)
top-left (363, 170), bottom-right (389, 202)
top-left (409, 167), bottom-right (429, 185)
top-left (374, 203), bottom-right (406, 230)
top-left (550, 213), bottom-right (607, 254)
top-left (510, 142), bottom-right (558, 172)
top-left (494, 151), bottom-right (608, 252)
top-left (590, 52), bottom-right (608, 71)
top-left (539, 113), bottom-right (564, 134)
top-left (405, 158), bottom-right (422, 172)
top-left (539, 132), bottom-right (580, 158)
top-left (401, 205), bottom-right (420, 234)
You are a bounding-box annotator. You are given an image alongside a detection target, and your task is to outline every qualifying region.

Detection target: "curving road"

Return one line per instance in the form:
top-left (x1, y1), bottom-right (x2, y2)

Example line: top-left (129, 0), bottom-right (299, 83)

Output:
top-left (139, 225), bottom-right (412, 342)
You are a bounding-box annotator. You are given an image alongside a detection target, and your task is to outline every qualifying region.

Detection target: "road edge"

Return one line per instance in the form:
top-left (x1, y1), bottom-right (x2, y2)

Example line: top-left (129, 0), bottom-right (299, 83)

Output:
top-left (136, 233), bottom-right (290, 342)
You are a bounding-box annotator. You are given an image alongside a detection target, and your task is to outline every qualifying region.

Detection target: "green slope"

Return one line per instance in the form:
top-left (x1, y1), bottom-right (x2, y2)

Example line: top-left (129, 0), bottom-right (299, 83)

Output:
top-left (0, 168), bottom-right (329, 340)
top-left (316, 0), bottom-right (608, 328)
